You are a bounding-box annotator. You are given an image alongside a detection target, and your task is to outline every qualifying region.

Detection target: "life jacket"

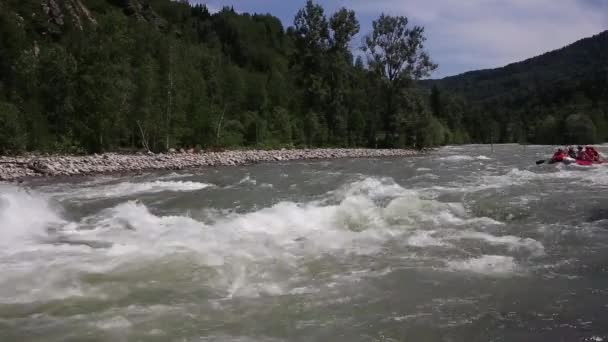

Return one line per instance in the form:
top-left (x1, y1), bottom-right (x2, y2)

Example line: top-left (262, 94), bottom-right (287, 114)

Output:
top-left (577, 151), bottom-right (591, 161)
top-left (586, 147), bottom-right (600, 162)
top-left (552, 152), bottom-right (565, 162)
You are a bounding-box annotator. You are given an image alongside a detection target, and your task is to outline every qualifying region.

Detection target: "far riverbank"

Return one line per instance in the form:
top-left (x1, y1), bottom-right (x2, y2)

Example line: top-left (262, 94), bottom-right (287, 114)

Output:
top-left (0, 148), bottom-right (421, 182)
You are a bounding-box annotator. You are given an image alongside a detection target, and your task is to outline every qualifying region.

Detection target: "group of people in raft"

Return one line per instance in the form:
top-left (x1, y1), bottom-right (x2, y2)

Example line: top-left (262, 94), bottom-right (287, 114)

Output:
top-left (551, 145), bottom-right (603, 163)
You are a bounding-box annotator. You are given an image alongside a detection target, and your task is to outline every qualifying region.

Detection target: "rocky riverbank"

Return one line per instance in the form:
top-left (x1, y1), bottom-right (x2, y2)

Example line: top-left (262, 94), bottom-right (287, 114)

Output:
top-left (0, 148), bottom-right (419, 182)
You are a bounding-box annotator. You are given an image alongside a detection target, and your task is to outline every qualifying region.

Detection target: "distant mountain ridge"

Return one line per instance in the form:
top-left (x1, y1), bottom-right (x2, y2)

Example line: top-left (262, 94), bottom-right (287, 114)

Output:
top-left (424, 30), bottom-right (608, 105)
top-left (420, 30), bottom-right (608, 144)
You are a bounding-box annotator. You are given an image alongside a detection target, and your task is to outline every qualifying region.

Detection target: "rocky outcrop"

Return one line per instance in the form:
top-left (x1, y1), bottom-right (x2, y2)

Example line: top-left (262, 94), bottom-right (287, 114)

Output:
top-left (42, 0), bottom-right (64, 26)
top-left (0, 149), bottom-right (419, 181)
top-left (39, 0), bottom-right (166, 33)
top-left (70, 0), bottom-right (97, 26)
top-left (109, 0), bottom-right (167, 29)
top-left (41, 0), bottom-right (97, 30)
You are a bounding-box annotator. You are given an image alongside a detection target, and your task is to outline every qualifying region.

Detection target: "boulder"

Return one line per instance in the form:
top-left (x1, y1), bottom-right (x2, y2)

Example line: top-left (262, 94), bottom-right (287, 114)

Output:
top-left (27, 159), bottom-right (54, 175)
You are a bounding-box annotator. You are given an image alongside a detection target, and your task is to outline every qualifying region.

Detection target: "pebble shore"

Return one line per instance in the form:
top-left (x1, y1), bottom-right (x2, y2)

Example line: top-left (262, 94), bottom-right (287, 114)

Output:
top-left (0, 148), bottom-right (419, 182)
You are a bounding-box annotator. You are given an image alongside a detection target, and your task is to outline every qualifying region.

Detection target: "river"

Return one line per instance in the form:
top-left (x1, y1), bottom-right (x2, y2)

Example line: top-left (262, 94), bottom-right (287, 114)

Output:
top-left (1, 145), bottom-right (608, 342)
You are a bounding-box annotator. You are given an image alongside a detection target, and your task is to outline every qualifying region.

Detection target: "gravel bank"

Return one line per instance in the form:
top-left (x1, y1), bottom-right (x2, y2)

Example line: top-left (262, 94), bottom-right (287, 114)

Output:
top-left (0, 148), bottom-right (419, 182)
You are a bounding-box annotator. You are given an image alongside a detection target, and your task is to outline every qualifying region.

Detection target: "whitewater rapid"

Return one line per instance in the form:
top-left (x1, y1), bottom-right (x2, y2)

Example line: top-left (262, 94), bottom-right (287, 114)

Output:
top-left (1, 145), bottom-right (608, 341)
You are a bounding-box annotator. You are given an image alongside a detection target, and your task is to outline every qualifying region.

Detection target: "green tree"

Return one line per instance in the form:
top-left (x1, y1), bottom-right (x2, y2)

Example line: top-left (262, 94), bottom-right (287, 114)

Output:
top-left (363, 15), bottom-right (437, 84)
top-left (565, 114), bottom-right (597, 144)
top-left (422, 116), bottom-right (447, 147)
top-left (324, 7), bottom-right (360, 145)
top-left (0, 101), bottom-right (25, 153)
top-left (268, 106), bottom-right (293, 145)
top-left (0, 0), bottom-right (475, 154)
top-left (362, 14), bottom-right (437, 145)
top-left (292, 0), bottom-right (330, 113)
top-left (536, 115), bottom-right (559, 144)
top-left (430, 85), bottom-right (443, 119)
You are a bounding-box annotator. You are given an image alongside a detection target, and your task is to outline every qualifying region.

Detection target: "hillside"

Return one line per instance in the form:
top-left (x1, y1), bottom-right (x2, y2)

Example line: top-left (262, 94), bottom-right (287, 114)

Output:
top-left (0, 0), bottom-right (455, 154)
top-left (427, 31), bottom-right (608, 103)
top-left (0, 0), bottom-right (298, 153)
top-left (0, 0), bottom-right (606, 154)
top-left (423, 31), bottom-right (608, 144)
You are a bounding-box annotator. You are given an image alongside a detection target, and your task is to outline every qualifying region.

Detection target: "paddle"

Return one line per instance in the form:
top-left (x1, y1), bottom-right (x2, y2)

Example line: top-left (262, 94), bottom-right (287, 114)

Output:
top-left (536, 159), bottom-right (546, 165)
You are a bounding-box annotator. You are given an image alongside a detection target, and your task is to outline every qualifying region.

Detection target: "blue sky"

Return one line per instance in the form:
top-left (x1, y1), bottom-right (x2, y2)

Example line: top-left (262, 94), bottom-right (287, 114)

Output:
top-left (191, 0), bottom-right (608, 78)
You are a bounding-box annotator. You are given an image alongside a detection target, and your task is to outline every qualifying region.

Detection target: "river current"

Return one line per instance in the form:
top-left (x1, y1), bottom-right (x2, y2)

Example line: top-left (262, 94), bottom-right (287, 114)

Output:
top-left (1, 145), bottom-right (608, 342)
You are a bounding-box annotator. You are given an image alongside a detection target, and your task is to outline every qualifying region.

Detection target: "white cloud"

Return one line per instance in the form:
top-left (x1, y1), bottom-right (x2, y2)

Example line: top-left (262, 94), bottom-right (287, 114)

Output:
top-left (206, 4), bottom-right (220, 14)
top-left (350, 0), bottom-right (608, 76)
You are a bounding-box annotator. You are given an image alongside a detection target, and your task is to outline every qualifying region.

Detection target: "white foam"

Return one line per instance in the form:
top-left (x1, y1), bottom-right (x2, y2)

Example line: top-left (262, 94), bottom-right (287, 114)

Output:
top-left (452, 231), bottom-right (545, 256)
top-left (0, 185), bottom-right (64, 248)
top-left (237, 175), bottom-right (257, 186)
top-left (333, 177), bottom-right (406, 200)
top-left (586, 166), bottom-right (608, 187)
top-left (447, 255), bottom-right (518, 275)
top-left (0, 175), bottom-right (543, 303)
top-left (157, 172), bottom-right (194, 180)
top-left (440, 155), bottom-right (475, 162)
top-left (71, 180), bottom-right (513, 264)
top-left (392, 313), bottom-right (432, 322)
top-left (60, 180), bottom-right (212, 199)
top-left (490, 166), bottom-right (608, 190)
top-left (407, 231), bottom-right (448, 247)
top-left (439, 155), bottom-right (491, 162)
top-left (427, 167), bottom-right (584, 194)
top-left (383, 194), bottom-right (466, 226)
top-left (410, 173), bottom-right (440, 181)
top-left (94, 316), bottom-right (133, 330)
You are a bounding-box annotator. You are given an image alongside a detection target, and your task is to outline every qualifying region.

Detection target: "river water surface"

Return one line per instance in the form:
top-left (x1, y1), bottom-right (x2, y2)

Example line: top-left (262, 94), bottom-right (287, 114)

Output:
top-left (1, 145), bottom-right (608, 342)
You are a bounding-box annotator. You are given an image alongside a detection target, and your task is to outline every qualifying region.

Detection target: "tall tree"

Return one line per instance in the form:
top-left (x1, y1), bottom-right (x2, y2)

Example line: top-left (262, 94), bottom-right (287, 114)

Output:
top-left (323, 8), bottom-right (359, 144)
top-left (292, 0), bottom-right (329, 113)
top-left (362, 14), bottom-right (437, 145)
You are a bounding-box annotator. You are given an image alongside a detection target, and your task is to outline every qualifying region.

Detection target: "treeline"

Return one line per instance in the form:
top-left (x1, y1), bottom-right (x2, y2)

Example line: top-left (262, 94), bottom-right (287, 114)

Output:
top-left (426, 31), bottom-right (608, 145)
top-left (0, 0), bottom-right (606, 154)
top-left (0, 0), bottom-right (462, 153)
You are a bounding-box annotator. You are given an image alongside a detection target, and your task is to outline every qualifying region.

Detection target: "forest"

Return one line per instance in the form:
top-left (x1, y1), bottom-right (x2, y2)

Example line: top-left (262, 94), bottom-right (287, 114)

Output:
top-left (425, 30), bottom-right (608, 146)
top-left (0, 0), bottom-right (607, 154)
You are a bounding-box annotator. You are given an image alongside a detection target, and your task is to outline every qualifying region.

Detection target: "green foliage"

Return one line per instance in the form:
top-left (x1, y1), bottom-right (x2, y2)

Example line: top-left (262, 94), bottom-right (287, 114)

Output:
top-left (425, 31), bottom-right (608, 144)
top-left (536, 115), bottom-right (559, 145)
top-left (0, 101), bottom-right (26, 153)
top-left (422, 116), bottom-right (447, 147)
top-left (363, 15), bottom-right (437, 84)
top-left (268, 107), bottom-right (293, 145)
top-left (565, 114), bottom-right (597, 144)
top-left (329, 8), bottom-right (359, 52)
top-left (362, 14), bottom-right (438, 146)
top-left (2, 0), bottom-right (599, 155)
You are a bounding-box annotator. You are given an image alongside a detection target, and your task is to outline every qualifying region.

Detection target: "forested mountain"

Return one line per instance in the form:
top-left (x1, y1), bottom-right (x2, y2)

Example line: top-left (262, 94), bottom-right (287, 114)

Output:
top-left (0, 0), bottom-right (445, 153)
top-left (424, 31), bottom-right (608, 144)
top-left (0, 0), bottom-right (606, 154)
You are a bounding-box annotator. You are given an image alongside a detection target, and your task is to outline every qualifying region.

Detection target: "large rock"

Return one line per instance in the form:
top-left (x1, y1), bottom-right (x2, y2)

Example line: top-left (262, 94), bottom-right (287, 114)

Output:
top-left (27, 159), bottom-right (54, 175)
top-left (108, 0), bottom-right (167, 29)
